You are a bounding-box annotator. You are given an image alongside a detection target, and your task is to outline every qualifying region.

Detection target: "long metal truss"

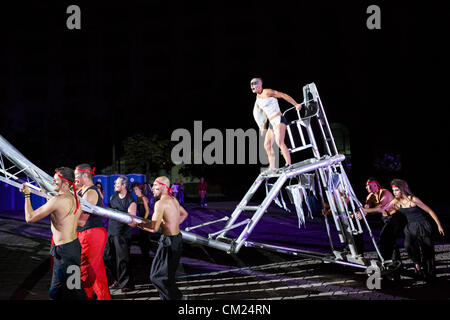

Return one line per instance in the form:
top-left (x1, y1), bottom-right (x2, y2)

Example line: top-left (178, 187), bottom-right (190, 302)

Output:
top-left (0, 135), bottom-right (151, 226)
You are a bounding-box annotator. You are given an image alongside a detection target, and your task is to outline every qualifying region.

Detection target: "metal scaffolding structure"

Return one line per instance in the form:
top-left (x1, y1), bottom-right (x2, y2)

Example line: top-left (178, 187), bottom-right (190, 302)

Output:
top-left (180, 83), bottom-right (387, 273)
top-left (0, 82), bottom-right (391, 277)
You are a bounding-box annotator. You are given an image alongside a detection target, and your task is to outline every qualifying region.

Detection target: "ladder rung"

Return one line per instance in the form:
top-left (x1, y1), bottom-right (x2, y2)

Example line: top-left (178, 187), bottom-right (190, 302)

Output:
top-left (290, 145), bottom-right (313, 153)
top-left (260, 171), bottom-right (282, 178)
top-left (241, 206), bottom-right (259, 211)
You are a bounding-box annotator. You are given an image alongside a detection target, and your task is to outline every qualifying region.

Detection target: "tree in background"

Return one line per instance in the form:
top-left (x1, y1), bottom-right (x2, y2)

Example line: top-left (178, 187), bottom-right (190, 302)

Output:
top-left (121, 134), bottom-right (173, 178)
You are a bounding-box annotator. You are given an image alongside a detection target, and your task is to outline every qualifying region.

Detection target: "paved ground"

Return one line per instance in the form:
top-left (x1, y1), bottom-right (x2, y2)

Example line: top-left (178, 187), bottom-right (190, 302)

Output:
top-left (1, 202), bottom-right (449, 300)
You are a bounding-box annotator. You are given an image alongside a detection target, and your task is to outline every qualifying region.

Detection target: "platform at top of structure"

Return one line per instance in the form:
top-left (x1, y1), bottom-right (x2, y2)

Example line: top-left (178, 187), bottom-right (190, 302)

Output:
top-left (259, 155), bottom-right (343, 179)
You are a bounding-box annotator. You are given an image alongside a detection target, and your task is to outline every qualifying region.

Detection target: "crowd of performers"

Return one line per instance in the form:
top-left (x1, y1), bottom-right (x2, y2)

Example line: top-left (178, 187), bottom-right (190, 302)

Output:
top-left (20, 164), bottom-right (187, 300)
top-left (14, 78), bottom-right (446, 300)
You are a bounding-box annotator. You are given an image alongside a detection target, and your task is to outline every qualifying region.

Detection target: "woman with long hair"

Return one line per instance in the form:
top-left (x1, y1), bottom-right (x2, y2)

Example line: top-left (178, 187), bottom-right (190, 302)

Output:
top-left (132, 182), bottom-right (151, 264)
top-left (382, 179), bottom-right (445, 281)
top-left (95, 181), bottom-right (105, 201)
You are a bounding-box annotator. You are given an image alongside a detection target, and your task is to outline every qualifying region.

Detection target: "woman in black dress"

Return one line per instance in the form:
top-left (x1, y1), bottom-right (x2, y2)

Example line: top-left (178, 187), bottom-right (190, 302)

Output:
top-left (132, 182), bottom-right (151, 264)
top-left (382, 179), bottom-right (445, 281)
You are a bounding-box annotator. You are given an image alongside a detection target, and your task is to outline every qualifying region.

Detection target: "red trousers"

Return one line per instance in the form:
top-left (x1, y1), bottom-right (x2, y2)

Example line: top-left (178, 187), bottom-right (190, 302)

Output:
top-left (77, 227), bottom-right (111, 300)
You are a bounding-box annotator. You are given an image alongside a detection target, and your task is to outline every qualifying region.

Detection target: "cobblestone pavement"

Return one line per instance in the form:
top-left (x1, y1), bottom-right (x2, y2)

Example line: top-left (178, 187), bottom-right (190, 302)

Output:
top-left (0, 213), bottom-right (51, 300)
top-left (109, 244), bottom-right (450, 300)
top-left (1, 203), bottom-right (449, 300)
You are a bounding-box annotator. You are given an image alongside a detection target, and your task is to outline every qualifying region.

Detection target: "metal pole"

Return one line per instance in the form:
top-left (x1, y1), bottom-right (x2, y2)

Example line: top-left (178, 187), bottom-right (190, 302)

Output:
top-left (185, 216), bottom-right (229, 232)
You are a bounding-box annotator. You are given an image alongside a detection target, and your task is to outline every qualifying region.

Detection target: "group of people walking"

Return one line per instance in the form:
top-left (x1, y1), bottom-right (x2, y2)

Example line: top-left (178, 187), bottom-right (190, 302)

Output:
top-left (20, 164), bottom-right (188, 300)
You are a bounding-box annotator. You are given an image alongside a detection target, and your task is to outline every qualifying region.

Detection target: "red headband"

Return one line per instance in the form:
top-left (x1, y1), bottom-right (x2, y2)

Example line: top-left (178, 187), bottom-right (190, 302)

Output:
top-left (76, 167), bottom-right (96, 176)
top-left (366, 180), bottom-right (380, 188)
top-left (56, 172), bottom-right (80, 214)
top-left (155, 180), bottom-right (173, 195)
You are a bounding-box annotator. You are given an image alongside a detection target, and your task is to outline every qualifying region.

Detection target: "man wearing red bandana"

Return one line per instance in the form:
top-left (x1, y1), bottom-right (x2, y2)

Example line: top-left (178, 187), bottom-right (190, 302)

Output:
top-left (362, 177), bottom-right (406, 263)
top-left (74, 163), bottom-right (111, 300)
top-left (20, 167), bottom-right (87, 299)
top-left (138, 176), bottom-right (189, 300)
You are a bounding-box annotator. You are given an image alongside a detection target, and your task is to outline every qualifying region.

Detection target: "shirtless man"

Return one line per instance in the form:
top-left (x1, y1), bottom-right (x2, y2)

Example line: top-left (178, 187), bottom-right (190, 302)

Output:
top-left (362, 178), bottom-right (406, 262)
top-left (20, 167), bottom-right (87, 300)
top-left (138, 176), bottom-right (188, 300)
top-left (251, 78), bottom-right (303, 169)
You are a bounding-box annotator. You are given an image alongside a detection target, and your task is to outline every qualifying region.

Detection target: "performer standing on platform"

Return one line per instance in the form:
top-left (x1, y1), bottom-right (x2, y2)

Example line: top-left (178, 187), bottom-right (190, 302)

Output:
top-left (138, 176), bottom-right (189, 300)
top-left (74, 164), bottom-right (111, 300)
top-left (103, 175), bottom-right (137, 292)
top-left (250, 77), bottom-right (303, 169)
top-left (382, 179), bottom-right (445, 281)
top-left (362, 178), bottom-right (406, 263)
top-left (20, 167), bottom-right (87, 300)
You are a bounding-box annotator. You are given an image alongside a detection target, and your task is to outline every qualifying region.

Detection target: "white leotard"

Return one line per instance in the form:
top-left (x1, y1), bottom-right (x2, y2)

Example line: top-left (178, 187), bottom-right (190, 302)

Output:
top-left (256, 97), bottom-right (280, 118)
top-left (253, 97), bottom-right (281, 130)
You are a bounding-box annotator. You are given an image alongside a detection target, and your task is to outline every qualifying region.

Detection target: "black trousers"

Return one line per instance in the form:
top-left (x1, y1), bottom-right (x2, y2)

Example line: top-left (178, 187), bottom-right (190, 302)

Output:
top-left (404, 220), bottom-right (435, 278)
top-left (150, 234), bottom-right (183, 300)
top-left (379, 213), bottom-right (406, 261)
top-left (49, 238), bottom-right (88, 300)
top-left (138, 229), bottom-right (151, 262)
top-left (103, 234), bottom-right (134, 288)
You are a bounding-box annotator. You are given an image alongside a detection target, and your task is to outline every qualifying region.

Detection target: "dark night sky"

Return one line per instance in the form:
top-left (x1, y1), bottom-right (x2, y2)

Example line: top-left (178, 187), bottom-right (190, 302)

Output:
top-left (1, 1), bottom-right (449, 200)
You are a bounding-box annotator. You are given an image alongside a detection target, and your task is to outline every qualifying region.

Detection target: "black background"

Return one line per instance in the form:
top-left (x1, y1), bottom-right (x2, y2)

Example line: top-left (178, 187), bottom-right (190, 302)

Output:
top-left (1, 0), bottom-right (449, 201)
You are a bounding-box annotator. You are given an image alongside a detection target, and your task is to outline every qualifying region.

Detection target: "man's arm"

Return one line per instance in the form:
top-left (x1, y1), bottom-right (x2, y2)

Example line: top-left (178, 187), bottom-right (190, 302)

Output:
top-left (143, 196), bottom-right (150, 219)
top-left (148, 201), bottom-right (164, 232)
top-left (268, 89), bottom-right (302, 110)
top-left (364, 193), bottom-right (376, 209)
top-left (413, 197), bottom-right (445, 236)
top-left (179, 205), bottom-right (189, 224)
top-left (378, 198), bottom-right (398, 214)
top-left (364, 190), bottom-right (394, 215)
top-left (136, 201), bottom-right (164, 233)
top-left (253, 100), bottom-right (267, 132)
top-left (78, 188), bottom-right (99, 227)
top-left (21, 184), bottom-right (56, 223)
top-left (128, 201), bottom-right (137, 227)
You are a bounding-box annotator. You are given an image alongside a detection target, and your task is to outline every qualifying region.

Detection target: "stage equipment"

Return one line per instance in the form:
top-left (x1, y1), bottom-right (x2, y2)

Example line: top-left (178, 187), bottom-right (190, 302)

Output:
top-left (180, 83), bottom-right (391, 277)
